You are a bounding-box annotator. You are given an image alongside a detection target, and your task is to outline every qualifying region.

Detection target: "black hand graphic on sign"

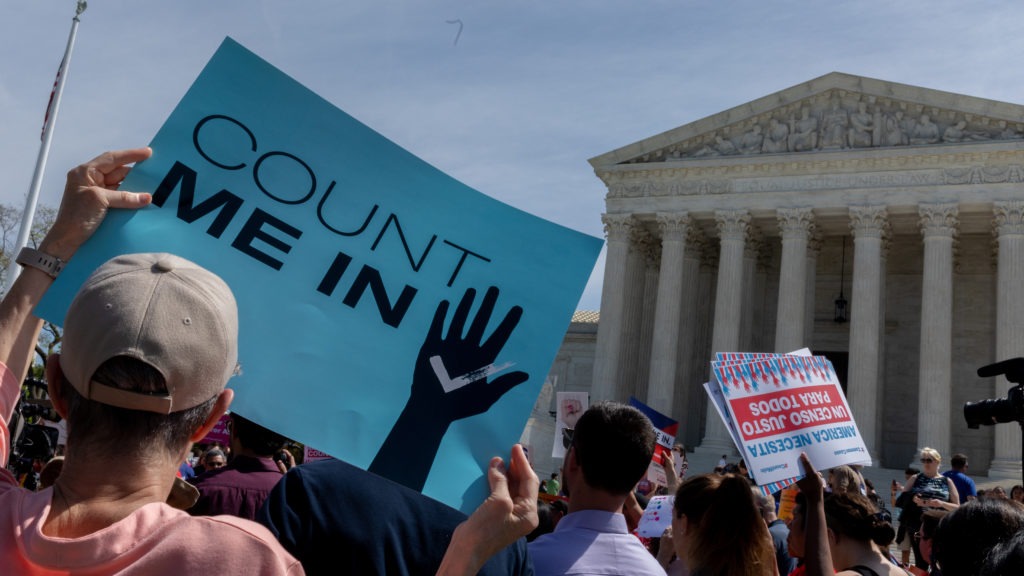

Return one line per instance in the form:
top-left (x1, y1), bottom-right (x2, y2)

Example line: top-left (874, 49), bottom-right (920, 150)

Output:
top-left (369, 287), bottom-right (529, 492)
top-left (412, 286), bottom-right (528, 420)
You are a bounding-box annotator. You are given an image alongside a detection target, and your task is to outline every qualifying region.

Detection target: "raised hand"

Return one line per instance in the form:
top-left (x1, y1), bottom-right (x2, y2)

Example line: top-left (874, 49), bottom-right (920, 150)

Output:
top-left (41, 148), bottom-right (153, 261)
top-left (411, 286), bottom-right (528, 421)
top-left (0, 148), bottom-right (153, 389)
top-left (370, 286), bottom-right (530, 492)
top-left (439, 444), bottom-right (539, 576)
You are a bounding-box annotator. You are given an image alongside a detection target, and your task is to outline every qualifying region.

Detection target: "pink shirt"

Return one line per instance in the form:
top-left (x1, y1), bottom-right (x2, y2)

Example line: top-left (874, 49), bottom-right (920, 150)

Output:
top-left (0, 362), bottom-right (303, 575)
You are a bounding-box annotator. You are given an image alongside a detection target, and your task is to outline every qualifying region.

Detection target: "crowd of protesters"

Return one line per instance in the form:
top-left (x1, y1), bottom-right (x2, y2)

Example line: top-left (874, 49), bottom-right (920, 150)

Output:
top-left (3, 150), bottom-right (1024, 574)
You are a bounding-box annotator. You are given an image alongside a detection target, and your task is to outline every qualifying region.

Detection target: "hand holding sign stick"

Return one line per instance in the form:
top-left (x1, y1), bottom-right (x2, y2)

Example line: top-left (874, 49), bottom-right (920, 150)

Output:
top-left (370, 286), bottom-right (529, 492)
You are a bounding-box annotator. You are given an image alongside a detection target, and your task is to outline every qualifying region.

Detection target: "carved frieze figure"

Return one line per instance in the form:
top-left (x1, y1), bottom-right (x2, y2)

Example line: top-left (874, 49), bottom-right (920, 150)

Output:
top-left (738, 125), bottom-right (764, 154)
top-left (943, 120), bottom-right (967, 143)
top-left (999, 120), bottom-right (1024, 140)
top-left (881, 110), bottom-right (908, 146)
top-left (669, 98), bottom-right (1021, 164)
top-left (691, 142), bottom-right (720, 157)
top-left (884, 109), bottom-right (909, 145)
top-left (690, 135), bottom-right (739, 157)
top-left (820, 97), bottom-right (849, 149)
top-left (788, 106), bottom-right (819, 152)
top-left (714, 135), bottom-right (738, 155)
top-left (762, 118), bottom-right (789, 153)
top-left (910, 114), bottom-right (940, 145)
top-left (944, 120), bottom-right (992, 143)
top-left (847, 101), bottom-right (874, 148)
top-left (966, 126), bottom-right (991, 141)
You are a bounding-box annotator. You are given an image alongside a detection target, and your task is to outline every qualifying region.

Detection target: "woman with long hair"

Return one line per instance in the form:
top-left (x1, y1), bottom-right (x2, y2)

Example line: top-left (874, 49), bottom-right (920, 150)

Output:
top-left (797, 454), bottom-right (909, 576)
top-left (671, 473), bottom-right (777, 576)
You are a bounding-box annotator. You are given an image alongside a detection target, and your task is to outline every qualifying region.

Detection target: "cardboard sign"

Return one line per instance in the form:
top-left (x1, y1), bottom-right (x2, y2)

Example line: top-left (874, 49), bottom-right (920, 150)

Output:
top-left (303, 446), bottom-right (332, 463)
top-left (709, 353), bottom-right (869, 486)
top-left (200, 414), bottom-right (231, 446)
top-left (37, 38), bottom-right (602, 512)
top-left (707, 350), bottom-right (812, 494)
top-left (637, 495), bottom-right (674, 537)
top-left (628, 397), bottom-right (679, 487)
top-left (777, 485), bottom-right (799, 523)
top-left (553, 391), bottom-right (588, 458)
top-left (671, 445), bottom-right (687, 479)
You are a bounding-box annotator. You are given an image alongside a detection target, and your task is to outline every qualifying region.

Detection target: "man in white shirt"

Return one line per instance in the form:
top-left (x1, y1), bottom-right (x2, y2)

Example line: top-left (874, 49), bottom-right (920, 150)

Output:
top-left (529, 402), bottom-right (666, 576)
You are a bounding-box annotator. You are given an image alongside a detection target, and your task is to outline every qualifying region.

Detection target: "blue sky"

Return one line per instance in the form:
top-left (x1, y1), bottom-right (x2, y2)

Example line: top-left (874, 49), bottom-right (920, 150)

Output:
top-left (2, 1), bottom-right (1023, 310)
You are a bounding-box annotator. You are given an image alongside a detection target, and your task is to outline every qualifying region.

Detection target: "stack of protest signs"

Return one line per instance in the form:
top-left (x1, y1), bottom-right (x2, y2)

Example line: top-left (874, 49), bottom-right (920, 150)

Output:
top-left (703, 350), bottom-right (870, 495)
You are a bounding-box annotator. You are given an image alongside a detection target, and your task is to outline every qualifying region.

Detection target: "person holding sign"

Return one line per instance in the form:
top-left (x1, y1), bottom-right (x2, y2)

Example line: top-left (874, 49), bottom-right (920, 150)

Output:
top-left (795, 453), bottom-right (907, 576)
top-left (0, 149), bottom-right (538, 576)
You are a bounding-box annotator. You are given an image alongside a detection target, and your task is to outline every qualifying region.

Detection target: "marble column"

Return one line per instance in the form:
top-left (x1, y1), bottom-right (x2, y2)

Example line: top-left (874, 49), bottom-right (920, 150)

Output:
top-left (917, 203), bottom-right (958, 458)
top-left (804, 234), bottom-right (822, 348)
top-left (617, 227), bottom-right (654, 400)
top-left (647, 213), bottom-right (690, 415)
top-left (673, 228), bottom-right (703, 429)
top-left (847, 205), bottom-right (888, 462)
top-left (989, 201), bottom-right (1024, 479)
top-left (741, 231), bottom-right (762, 352)
top-left (591, 214), bottom-right (633, 402)
top-left (876, 232), bottom-right (890, 450)
top-left (775, 208), bottom-right (815, 352)
top-left (698, 209), bottom-right (750, 454)
top-left (688, 243), bottom-right (718, 449)
top-left (635, 246), bottom-right (661, 401)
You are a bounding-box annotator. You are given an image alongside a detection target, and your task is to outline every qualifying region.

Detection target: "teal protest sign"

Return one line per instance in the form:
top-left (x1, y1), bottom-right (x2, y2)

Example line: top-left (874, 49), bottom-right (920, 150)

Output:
top-left (38, 38), bottom-right (602, 512)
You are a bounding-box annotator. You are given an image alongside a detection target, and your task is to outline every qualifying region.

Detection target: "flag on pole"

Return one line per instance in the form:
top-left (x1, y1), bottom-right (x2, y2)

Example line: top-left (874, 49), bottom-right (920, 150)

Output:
top-left (4, 0), bottom-right (87, 292)
top-left (41, 58), bottom-right (65, 141)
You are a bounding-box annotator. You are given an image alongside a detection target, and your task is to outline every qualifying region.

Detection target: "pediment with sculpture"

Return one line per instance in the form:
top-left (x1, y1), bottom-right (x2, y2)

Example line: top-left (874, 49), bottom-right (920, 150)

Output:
top-left (599, 73), bottom-right (1024, 166)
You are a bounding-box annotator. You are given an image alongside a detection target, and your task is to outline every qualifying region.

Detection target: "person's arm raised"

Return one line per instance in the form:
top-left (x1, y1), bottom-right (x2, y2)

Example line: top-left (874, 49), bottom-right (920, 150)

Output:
top-left (436, 444), bottom-right (538, 576)
top-left (796, 453), bottom-right (833, 576)
top-left (0, 149), bottom-right (152, 410)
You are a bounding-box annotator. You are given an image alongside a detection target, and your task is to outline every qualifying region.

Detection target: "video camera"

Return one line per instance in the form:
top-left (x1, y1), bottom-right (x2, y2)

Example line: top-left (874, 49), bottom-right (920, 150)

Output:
top-left (964, 358), bottom-right (1024, 428)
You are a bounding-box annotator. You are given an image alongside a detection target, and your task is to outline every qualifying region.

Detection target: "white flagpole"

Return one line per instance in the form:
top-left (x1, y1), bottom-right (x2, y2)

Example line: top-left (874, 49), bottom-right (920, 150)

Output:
top-left (4, 1), bottom-right (88, 291)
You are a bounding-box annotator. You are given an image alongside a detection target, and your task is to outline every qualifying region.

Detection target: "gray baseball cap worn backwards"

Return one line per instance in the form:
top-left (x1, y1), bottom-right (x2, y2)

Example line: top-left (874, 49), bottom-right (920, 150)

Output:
top-left (60, 253), bottom-right (239, 414)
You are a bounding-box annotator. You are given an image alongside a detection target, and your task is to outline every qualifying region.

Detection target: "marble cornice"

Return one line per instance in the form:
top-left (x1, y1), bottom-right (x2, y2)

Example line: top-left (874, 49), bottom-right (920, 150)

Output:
top-left (599, 141), bottom-right (1024, 178)
top-left (602, 156), bottom-right (1024, 199)
top-left (600, 148), bottom-right (1024, 185)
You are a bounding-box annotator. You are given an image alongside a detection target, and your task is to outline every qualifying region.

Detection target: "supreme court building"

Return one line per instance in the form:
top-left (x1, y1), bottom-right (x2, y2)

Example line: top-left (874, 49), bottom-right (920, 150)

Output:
top-left (523, 72), bottom-right (1024, 480)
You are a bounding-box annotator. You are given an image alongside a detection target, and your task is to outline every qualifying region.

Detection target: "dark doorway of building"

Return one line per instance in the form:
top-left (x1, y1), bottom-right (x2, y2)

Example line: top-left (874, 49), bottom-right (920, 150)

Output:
top-left (814, 351), bottom-right (849, 394)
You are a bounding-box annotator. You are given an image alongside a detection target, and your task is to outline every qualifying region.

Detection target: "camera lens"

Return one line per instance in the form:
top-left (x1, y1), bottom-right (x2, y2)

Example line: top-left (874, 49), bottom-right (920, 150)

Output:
top-left (964, 398), bottom-right (1017, 429)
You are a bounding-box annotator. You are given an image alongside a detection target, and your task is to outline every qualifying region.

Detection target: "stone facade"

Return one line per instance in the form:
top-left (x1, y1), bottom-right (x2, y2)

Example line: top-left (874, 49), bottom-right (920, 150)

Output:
top-left (525, 72), bottom-right (1024, 479)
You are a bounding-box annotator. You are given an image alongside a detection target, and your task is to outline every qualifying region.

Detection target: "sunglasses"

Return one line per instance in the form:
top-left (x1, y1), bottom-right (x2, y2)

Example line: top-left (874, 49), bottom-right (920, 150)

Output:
top-left (920, 458), bottom-right (935, 463)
